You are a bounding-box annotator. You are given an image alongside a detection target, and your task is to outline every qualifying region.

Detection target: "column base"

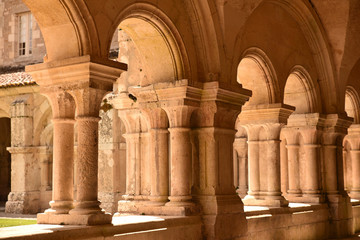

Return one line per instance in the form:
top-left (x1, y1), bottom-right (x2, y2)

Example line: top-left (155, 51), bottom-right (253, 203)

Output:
top-left (349, 191), bottom-right (360, 200)
top-left (193, 195), bottom-right (247, 239)
top-left (5, 191), bottom-right (40, 214)
top-left (326, 194), bottom-right (354, 238)
top-left (135, 204), bottom-right (199, 216)
top-left (165, 196), bottom-right (194, 207)
top-left (236, 189), bottom-right (248, 199)
top-left (147, 196), bottom-right (168, 206)
top-left (117, 199), bottom-right (148, 213)
top-left (242, 195), bottom-right (288, 207)
top-left (37, 212), bottom-right (112, 225)
top-left (98, 192), bottom-right (121, 214)
top-left (288, 194), bottom-right (325, 203)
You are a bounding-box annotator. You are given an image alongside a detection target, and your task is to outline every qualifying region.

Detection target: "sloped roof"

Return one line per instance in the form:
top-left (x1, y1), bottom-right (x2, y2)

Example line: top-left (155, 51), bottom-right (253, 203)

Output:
top-left (0, 72), bottom-right (36, 88)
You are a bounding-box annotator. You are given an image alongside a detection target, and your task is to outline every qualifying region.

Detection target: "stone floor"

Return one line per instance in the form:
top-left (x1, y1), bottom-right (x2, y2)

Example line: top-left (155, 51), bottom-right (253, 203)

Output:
top-left (0, 203), bottom-right (359, 240)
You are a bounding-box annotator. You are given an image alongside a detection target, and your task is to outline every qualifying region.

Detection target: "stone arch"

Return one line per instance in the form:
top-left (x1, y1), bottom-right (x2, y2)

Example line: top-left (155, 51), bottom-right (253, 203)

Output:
top-left (40, 124), bottom-right (53, 147)
top-left (345, 86), bottom-right (360, 124)
top-left (0, 109), bottom-right (9, 118)
top-left (231, 0), bottom-right (336, 113)
top-left (22, 0), bottom-right (98, 61)
top-left (266, 0), bottom-right (337, 113)
top-left (33, 101), bottom-right (52, 146)
top-left (284, 66), bottom-right (320, 114)
top-left (237, 48), bottom-right (279, 105)
top-left (108, 3), bottom-right (189, 85)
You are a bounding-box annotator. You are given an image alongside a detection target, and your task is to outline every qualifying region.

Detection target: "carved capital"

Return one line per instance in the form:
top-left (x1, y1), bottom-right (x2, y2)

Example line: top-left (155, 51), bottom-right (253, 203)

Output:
top-left (141, 107), bottom-right (168, 129)
top-left (192, 82), bottom-right (250, 129)
top-left (26, 55), bottom-right (126, 92)
top-left (239, 103), bottom-right (294, 125)
top-left (69, 87), bottom-right (107, 117)
top-left (322, 114), bottom-right (353, 145)
top-left (118, 108), bottom-right (142, 134)
top-left (344, 124), bottom-right (360, 150)
top-left (43, 91), bottom-right (75, 119)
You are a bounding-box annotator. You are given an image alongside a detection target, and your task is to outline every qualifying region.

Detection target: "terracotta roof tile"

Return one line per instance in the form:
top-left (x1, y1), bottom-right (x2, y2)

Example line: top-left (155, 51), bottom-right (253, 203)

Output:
top-left (0, 72), bottom-right (36, 88)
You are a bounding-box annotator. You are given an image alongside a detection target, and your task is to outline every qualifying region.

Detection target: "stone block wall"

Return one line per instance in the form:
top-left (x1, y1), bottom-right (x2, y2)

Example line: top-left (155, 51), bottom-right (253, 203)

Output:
top-left (0, 0), bottom-right (45, 69)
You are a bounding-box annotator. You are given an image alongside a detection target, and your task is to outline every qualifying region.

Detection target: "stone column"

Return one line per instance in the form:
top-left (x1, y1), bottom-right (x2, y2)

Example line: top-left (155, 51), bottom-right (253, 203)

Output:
top-left (247, 140), bottom-right (260, 198)
top-left (165, 106), bottom-right (196, 206)
top-left (323, 143), bottom-right (339, 195)
top-left (38, 146), bottom-right (53, 212)
top-left (233, 137), bottom-right (248, 198)
top-left (139, 107), bottom-right (170, 206)
top-left (50, 117), bottom-right (75, 213)
top-left (303, 144), bottom-right (321, 196)
top-left (68, 88), bottom-right (111, 223)
top-left (122, 132), bottom-right (141, 199)
top-left (5, 94), bottom-right (40, 214)
top-left (27, 55), bottom-right (126, 225)
top-left (39, 147), bottom-right (52, 192)
top-left (286, 144), bottom-right (301, 197)
top-left (263, 124), bottom-right (287, 206)
top-left (322, 114), bottom-right (353, 238)
top-left (113, 92), bottom-right (148, 214)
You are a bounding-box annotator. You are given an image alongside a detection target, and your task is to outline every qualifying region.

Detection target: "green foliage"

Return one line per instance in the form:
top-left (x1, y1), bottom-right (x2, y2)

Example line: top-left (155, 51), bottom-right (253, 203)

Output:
top-left (100, 98), bottom-right (113, 113)
top-left (0, 218), bottom-right (37, 228)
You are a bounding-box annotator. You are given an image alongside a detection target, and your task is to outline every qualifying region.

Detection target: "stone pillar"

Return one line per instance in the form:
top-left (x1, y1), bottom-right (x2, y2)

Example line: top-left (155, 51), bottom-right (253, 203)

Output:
top-left (68, 88), bottom-right (111, 224)
top-left (98, 107), bottom-right (125, 214)
top-left (27, 55), bottom-right (126, 225)
top-left (322, 114), bottom-right (353, 238)
top-left (5, 94), bottom-right (40, 214)
top-left (190, 81), bottom-right (250, 239)
top-left (240, 104), bottom-right (294, 206)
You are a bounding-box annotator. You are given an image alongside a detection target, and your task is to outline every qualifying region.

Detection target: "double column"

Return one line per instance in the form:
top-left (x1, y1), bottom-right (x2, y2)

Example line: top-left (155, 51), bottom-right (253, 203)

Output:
top-left (68, 88), bottom-right (106, 216)
top-left (240, 104), bottom-right (293, 207)
top-left (27, 55), bottom-right (126, 225)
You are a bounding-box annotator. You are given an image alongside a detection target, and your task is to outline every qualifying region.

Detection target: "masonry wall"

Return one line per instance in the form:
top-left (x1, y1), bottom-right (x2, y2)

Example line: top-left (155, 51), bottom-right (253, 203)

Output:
top-left (0, 0), bottom-right (45, 70)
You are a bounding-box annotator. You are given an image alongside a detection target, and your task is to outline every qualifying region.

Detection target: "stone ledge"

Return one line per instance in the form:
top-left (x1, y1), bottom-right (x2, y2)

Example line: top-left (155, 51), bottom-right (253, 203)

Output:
top-left (37, 212), bottom-right (112, 225)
